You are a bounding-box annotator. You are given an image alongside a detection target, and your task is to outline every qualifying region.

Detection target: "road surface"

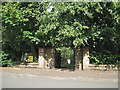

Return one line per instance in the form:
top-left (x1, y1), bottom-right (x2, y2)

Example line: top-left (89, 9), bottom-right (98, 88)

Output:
top-left (1, 67), bottom-right (118, 88)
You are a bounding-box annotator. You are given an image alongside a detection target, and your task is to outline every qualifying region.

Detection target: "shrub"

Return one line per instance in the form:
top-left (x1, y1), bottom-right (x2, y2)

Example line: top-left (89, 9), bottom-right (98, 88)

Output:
top-left (89, 50), bottom-right (120, 65)
top-left (0, 51), bottom-right (18, 67)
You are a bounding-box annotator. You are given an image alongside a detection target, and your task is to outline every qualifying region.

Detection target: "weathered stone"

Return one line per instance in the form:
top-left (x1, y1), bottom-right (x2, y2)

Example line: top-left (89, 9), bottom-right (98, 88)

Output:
top-left (38, 47), bottom-right (89, 70)
top-left (82, 47), bottom-right (89, 69)
top-left (74, 48), bottom-right (82, 69)
top-left (38, 48), bottom-right (46, 68)
top-left (44, 48), bottom-right (55, 69)
top-left (74, 47), bottom-right (89, 70)
top-left (38, 48), bottom-right (55, 69)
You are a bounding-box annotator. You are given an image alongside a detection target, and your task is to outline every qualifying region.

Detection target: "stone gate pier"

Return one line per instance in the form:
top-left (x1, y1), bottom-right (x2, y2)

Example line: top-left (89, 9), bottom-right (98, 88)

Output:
top-left (38, 48), bottom-right (55, 69)
top-left (74, 47), bottom-right (89, 70)
top-left (38, 47), bottom-right (89, 70)
top-left (82, 47), bottom-right (89, 69)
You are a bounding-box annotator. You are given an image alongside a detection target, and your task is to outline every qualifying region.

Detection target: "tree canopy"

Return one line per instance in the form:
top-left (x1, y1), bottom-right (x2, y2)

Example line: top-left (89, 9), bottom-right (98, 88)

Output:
top-left (1, 2), bottom-right (120, 65)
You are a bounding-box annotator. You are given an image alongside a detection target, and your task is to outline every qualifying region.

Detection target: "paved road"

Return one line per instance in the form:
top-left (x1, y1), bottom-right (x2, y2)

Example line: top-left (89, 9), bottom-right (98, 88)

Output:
top-left (1, 68), bottom-right (118, 88)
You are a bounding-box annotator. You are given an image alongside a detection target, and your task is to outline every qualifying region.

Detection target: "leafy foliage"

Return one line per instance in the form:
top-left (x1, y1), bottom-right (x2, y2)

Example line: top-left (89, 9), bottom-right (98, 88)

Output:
top-left (57, 47), bottom-right (74, 60)
top-left (1, 2), bottom-right (120, 65)
top-left (0, 51), bottom-right (19, 67)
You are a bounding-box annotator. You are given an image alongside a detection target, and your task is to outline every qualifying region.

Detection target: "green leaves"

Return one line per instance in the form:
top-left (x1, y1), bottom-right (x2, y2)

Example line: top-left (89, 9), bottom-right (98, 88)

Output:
top-left (2, 2), bottom-right (120, 65)
top-left (23, 31), bottom-right (40, 44)
top-left (59, 47), bottom-right (74, 60)
top-left (100, 37), bottom-right (104, 40)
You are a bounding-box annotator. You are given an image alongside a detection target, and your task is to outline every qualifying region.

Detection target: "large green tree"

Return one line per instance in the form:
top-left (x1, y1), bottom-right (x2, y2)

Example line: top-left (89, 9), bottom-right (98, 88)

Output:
top-left (1, 2), bottom-right (120, 66)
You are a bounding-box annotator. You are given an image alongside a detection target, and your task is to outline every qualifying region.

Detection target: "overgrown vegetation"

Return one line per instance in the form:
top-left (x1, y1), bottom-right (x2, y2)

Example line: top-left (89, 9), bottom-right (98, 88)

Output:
top-left (57, 47), bottom-right (74, 60)
top-left (1, 2), bottom-right (120, 66)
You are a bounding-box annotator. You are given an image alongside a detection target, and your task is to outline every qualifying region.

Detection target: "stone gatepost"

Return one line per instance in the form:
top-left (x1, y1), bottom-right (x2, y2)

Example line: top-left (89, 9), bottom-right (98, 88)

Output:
top-left (82, 47), bottom-right (89, 69)
top-left (38, 48), bottom-right (55, 69)
top-left (44, 48), bottom-right (55, 69)
top-left (74, 47), bottom-right (89, 70)
top-left (74, 47), bottom-right (82, 69)
top-left (38, 48), bottom-right (46, 68)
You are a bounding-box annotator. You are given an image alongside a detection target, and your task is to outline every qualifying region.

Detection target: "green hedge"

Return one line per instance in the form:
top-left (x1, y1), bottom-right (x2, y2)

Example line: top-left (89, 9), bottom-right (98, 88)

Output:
top-left (89, 50), bottom-right (120, 65)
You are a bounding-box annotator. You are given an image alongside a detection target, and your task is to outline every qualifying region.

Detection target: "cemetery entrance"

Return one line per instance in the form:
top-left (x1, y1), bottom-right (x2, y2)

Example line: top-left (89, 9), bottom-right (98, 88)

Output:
top-left (38, 47), bottom-right (89, 70)
top-left (55, 47), bottom-right (75, 70)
